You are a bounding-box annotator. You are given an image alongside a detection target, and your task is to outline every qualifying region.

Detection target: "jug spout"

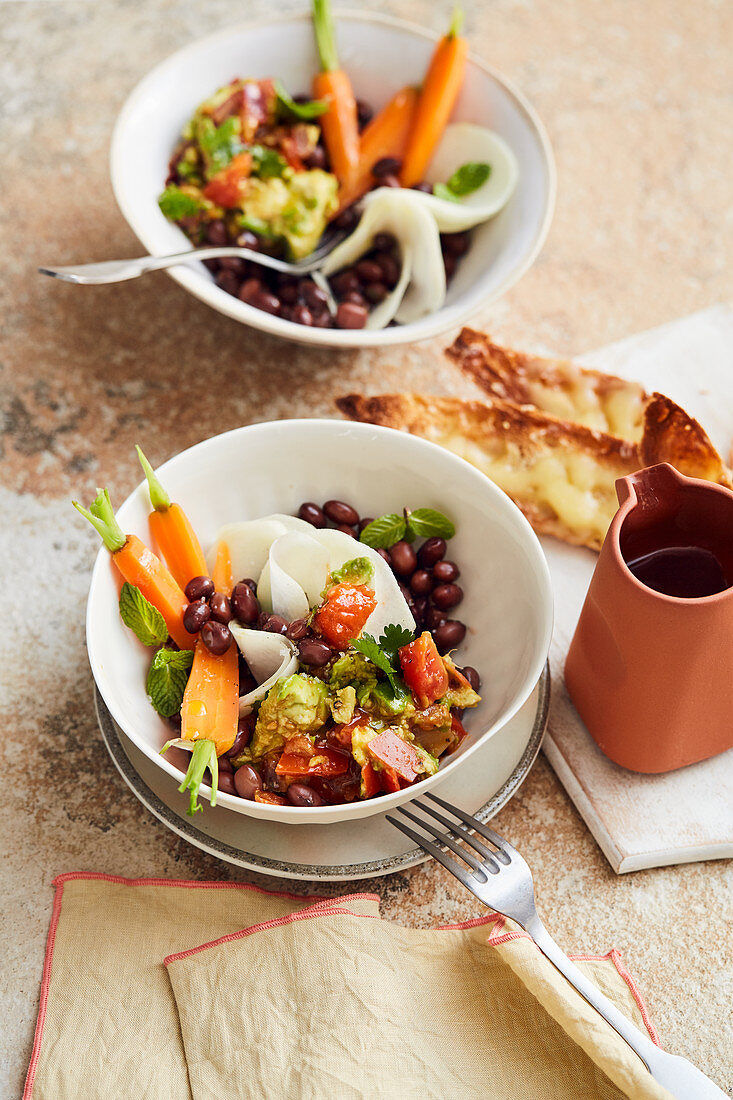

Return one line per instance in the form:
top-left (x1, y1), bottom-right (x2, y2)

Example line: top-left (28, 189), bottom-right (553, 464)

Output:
top-left (615, 462), bottom-right (686, 513)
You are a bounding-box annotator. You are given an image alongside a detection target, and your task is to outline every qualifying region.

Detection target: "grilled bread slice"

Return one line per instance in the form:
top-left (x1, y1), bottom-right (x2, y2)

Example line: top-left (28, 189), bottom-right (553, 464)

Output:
top-left (446, 327), bottom-right (648, 441)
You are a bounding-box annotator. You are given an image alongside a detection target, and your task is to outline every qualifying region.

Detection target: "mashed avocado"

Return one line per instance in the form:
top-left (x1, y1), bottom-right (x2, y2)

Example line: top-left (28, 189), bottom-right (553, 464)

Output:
top-left (326, 557), bottom-right (375, 590)
top-left (239, 171), bottom-right (338, 259)
top-left (329, 652), bottom-right (379, 693)
top-left (250, 673), bottom-right (329, 758)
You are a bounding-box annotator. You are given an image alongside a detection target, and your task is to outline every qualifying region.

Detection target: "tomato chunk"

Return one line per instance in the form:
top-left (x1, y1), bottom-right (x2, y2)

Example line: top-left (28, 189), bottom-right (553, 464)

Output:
top-left (329, 710), bottom-right (369, 750)
top-left (314, 583), bottom-right (377, 650)
top-left (203, 151), bottom-right (253, 208)
top-left (366, 730), bottom-right (423, 783)
top-left (451, 713), bottom-right (468, 744)
top-left (399, 632), bottom-right (449, 709)
top-left (360, 762), bottom-right (382, 799)
top-left (276, 747), bottom-right (350, 779)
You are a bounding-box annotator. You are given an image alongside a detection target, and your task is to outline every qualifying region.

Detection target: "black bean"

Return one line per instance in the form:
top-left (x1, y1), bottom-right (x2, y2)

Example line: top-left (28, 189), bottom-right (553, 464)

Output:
top-left (372, 156), bottom-right (402, 178)
top-left (373, 232), bottom-right (396, 251)
top-left (299, 502), bottom-right (327, 527)
top-left (443, 254), bottom-right (457, 280)
top-left (183, 599), bottom-right (211, 634)
top-left (185, 575), bottom-right (214, 602)
top-left (217, 771), bottom-right (237, 795)
top-left (168, 712), bottom-right (182, 730)
top-left (251, 289), bottom-right (281, 315)
top-left (398, 581), bottom-right (417, 616)
top-left (441, 231), bottom-right (470, 257)
top-left (413, 595), bottom-right (429, 626)
top-left (234, 764), bottom-right (262, 800)
top-left (433, 619), bottom-right (466, 653)
top-left (332, 270), bottom-right (361, 296)
top-left (263, 614), bottom-right (288, 635)
top-left (459, 665), bottom-right (481, 692)
top-left (375, 253), bottom-right (400, 288)
top-left (426, 606), bottom-right (447, 630)
top-left (364, 282), bottom-right (388, 303)
top-left (418, 537), bottom-right (447, 567)
top-left (227, 716), bottom-right (254, 759)
top-left (324, 500), bottom-right (359, 525)
top-left (298, 638), bottom-right (333, 667)
top-left (379, 174), bottom-right (401, 188)
top-left (358, 517), bottom-right (374, 532)
top-left (236, 229), bottom-right (260, 251)
top-left (304, 145), bottom-right (327, 170)
top-left (333, 205), bottom-right (360, 231)
top-left (231, 581), bottom-right (259, 624)
top-left (287, 783), bottom-right (324, 807)
top-left (389, 540), bottom-right (418, 576)
top-left (433, 559), bottom-right (460, 583)
top-left (311, 310), bottom-right (333, 328)
top-left (410, 569), bottom-right (434, 595)
top-left (219, 256), bottom-right (247, 276)
top-left (337, 523), bottom-right (357, 537)
top-left (209, 592), bottom-right (233, 623)
top-left (356, 100), bottom-right (373, 128)
top-left (355, 259), bottom-right (383, 283)
top-left (377, 548), bottom-right (391, 563)
top-left (201, 620), bottom-right (233, 654)
top-left (279, 281), bottom-right (299, 304)
top-left (205, 219), bottom-right (228, 246)
top-left (432, 583), bottom-right (463, 610)
top-left (241, 578), bottom-right (258, 593)
top-left (342, 290), bottom-right (368, 308)
top-left (286, 618), bottom-right (310, 641)
top-left (291, 304), bottom-right (313, 326)
top-left (217, 754), bottom-right (233, 774)
top-left (238, 277), bottom-right (262, 304)
top-left (215, 270), bottom-right (241, 296)
top-left (300, 281), bottom-right (329, 310)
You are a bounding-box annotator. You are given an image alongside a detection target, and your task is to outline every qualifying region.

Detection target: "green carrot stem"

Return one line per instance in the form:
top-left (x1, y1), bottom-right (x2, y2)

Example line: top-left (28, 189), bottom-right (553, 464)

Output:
top-left (448, 6), bottom-right (464, 37)
top-left (136, 445), bottom-right (170, 512)
top-left (176, 738), bottom-right (218, 816)
top-left (73, 489), bottom-right (126, 552)
top-left (312, 0), bottom-right (339, 72)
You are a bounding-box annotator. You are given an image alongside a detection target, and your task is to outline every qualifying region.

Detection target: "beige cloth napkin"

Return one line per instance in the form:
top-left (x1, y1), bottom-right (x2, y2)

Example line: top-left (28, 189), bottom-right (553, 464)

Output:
top-left (24, 874), bottom-right (380, 1100)
top-left (166, 909), bottom-right (671, 1100)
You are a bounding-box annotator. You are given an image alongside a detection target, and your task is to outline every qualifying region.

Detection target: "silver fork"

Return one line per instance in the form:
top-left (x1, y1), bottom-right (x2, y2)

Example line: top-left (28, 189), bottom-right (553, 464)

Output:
top-left (388, 793), bottom-right (726, 1099)
top-left (37, 230), bottom-right (348, 285)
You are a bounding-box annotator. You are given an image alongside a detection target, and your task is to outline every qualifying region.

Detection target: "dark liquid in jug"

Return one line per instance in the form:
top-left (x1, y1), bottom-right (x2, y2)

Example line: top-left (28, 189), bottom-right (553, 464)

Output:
top-left (626, 545), bottom-right (729, 598)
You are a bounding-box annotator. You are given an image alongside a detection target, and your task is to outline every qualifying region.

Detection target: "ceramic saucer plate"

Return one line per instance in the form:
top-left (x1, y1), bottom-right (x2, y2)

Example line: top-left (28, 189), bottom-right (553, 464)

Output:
top-left (96, 666), bottom-right (549, 881)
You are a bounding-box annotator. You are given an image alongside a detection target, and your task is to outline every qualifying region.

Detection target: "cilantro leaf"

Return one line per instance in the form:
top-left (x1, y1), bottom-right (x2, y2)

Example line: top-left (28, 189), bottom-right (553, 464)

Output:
top-left (433, 162), bottom-right (491, 202)
top-left (198, 116), bottom-right (245, 179)
top-left (274, 81), bottom-right (328, 120)
top-left (119, 583), bottom-right (168, 647)
top-left (158, 185), bottom-right (203, 220)
top-left (407, 508), bottom-right (456, 540)
top-left (146, 648), bottom-right (194, 718)
top-left (249, 143), bottom-right (288, 179)
top-left (350, 633), bottom-right (401, 693)
top-left (359, 513), bottom-right (407, 549)
top-left (350, 625), bottom-right (415, 697)
top-left (379, 623), bottom-right (415, 664)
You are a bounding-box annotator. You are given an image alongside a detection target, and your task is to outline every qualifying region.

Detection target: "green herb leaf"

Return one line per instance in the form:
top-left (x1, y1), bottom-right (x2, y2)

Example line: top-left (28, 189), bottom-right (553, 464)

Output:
top-left (275, 80), bottom-right (328, 120)
top-left (119, 583), bottom-right (168, 647)
top-left (350, 633), bottom-right (401, 694)
top-left (158, 185), bottom-right (203, 220)
top-left (432, 182), bottom-right (462, 204)
top-left (406, 508), bottom-right (456, 540)
top-left (146, 648), bottom-right (194, 718)
top-left (198, 116), bottom-right (245, 179)
top-left (359, 513), bottom-right (407, 549)
top-left (446, 161), bottom-right (491, 196)
top-left (249, 143), bottom-right (288, 179)
top-left (379, 623), bottom-right (415, 664)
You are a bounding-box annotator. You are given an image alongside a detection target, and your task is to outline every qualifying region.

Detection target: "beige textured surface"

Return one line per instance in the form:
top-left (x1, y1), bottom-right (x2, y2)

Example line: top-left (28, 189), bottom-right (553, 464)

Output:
top-left (1, 0), bottom-right (732, 1096)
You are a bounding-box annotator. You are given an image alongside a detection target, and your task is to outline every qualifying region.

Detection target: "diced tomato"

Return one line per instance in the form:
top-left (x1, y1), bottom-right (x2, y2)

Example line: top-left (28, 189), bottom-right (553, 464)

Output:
top-left (314, 583), bottom-right (377, 650)
top-left (379, 766), bottom-right (402, 794)
top-left (282, 735), bottom-right (315, 758)
top-left (276, 747), bottom-right (350, 779)
top-left (451, 713), bottom-right (468, 745)
top-left (399, 632), bottom-right (450, 709)
top-left (254, 790), bottom-right (288, 805)
top-left (360, 762), bottom-right (382, 799)
top-left (203, 151), bottom-right (252, 208)
top-left (328, 709), bottom-right (370, 750)
top-left (366, 729), bottom-right (423, 783)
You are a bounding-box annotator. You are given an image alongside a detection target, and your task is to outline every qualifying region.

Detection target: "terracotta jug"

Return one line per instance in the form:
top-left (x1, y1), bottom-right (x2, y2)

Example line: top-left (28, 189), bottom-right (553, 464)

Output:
top-left (565, 463), bottom-right (733, 773)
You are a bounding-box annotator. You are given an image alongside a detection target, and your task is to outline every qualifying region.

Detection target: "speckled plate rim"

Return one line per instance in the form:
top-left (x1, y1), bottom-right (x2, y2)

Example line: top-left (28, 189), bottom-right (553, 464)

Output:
top-left (95, 664), bottom-right (549, 880)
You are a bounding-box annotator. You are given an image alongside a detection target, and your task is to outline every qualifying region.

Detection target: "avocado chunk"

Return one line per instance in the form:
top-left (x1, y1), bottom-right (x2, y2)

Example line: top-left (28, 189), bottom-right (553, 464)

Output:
top-left (250, 673), bottom-right (329, 759)
top-left (326, 557), bottom-right (375, 590)
top-left (329, 652), bottom-right (379, 692)
top-left (238, 170), bottom-right (338, 260)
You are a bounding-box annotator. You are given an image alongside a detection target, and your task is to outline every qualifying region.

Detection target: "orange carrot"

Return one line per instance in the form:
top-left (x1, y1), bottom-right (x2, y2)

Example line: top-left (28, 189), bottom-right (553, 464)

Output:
top-left (136, 447), bottom-right (208, 590)
top-left (400, 9), bottom-right (468, 188)
top-left (312, 0), bottom-right (359, 183)
top-left (73, 489), bottom-right (193, 650)
top-left (175, 538), bottom-right (239, 814)
top-left (337, 85), bottom-right (419, 211)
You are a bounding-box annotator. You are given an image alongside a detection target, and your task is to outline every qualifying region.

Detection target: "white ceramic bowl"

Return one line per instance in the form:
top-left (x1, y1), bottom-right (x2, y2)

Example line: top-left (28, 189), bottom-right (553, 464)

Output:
top-left (110, 10), bottom-right (555, 348)
top-left (86, 420), bottom-right (552, 823)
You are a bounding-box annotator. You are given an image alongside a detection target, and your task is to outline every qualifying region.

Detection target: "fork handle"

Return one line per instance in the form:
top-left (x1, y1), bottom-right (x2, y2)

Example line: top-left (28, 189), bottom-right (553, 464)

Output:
top-left (527, 917), bottom-right (727, 1098)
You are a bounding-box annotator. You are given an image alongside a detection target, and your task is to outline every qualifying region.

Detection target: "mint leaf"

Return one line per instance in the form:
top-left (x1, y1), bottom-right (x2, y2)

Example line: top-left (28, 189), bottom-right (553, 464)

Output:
top-left (250, 143), bottom-right (288, 179)
top-left (119, 583), bottom-right (168, 647)
top-left (446, 161), bottom-right (491, 196)
top-left (275, 81), bottom-right (328, 120)
top-left (158, 185), bottom-right (203, 220)
top-left (407, 508), bottom-right (456, 540)
top-left (379, 624), bottom-right (415, 664)
top-left (199, 116), bottom-right (245, 179)
top-left (359, 513), bottom-right (406, 549)
top-left (146, 648), bottom-right (194, 718)
top-left (432, 182), bottom-right (462, 203)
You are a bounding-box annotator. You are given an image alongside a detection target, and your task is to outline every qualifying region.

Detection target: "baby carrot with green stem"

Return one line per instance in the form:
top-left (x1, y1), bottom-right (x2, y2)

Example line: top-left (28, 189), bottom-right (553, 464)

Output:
top-left (167, 539), bottom-right (239, 815)
top-left (400, 8), bottom-right (468, 188)
top-left (136, 446), bottom-right (208, 589)
top-left (336, 85), bottom-right (419, 211)
top-left (311, 0), bottom-right (360, 184)
top-left (73, 489), bottom-right (193, 650)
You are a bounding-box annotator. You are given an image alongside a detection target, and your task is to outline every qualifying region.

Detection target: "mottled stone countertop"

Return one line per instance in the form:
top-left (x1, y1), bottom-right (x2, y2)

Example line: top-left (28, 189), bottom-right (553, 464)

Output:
top-left (2, 0), bottom-right (732, 1096)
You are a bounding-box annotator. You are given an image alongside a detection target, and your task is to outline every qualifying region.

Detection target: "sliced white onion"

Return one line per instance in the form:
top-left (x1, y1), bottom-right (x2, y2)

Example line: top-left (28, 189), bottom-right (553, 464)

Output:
top-left (230, 624), bottom-right (299, 714)
top-left (266, 531), bottom-right (331, 610)
top-left (206, 514), bottom-right (314, 584)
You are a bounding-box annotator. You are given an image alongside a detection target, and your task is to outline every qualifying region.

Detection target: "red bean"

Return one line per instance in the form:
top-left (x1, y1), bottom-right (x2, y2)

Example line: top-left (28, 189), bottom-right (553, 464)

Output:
top-left (413, 595), bottom-right (429, 626)
top-left (426, 606), bottom-right (447, 630)
top-left (379, 174), bottom-right (401, 188)
top-left (205, 219), bottom-right (228, 246)
top-left (227, 716), bottom-right (255, 759)
top-left (432, 583), bottom-right (463, 610)
top-left (443, 254), bottom-right (457, 280)
top-left (300, 281), bottom-right (329, 310)
top-left (238, 277), bottom-right (262, 303)
top-left (332, 270), bottom-right (360, 296)
top-left (304, 146), bottom-right (327, 170)
top-left (185, 575), bottom-right (214, 602)
top-left (234, 764), bottom-right (262, 800)
top-left (217, 754), bottom-right (233, 774)
top-left (286, 618), bottom-right (310, 641)
top-left (342, 290), bottom-right (368, 307)
top-left (279, 281), bottom-right (299, 304)
top-left (251, 289), bottom-right (281, 315)
top-left (215, 270), bottom-right (240, 296)
top-left (298, 638), bottom-right (333, 667)
top-left (236, 229), bottom-right (260, 251)
top-left (433, 559), bottom-right (460, 583)
top-left (375, 253), bottom-right (400, 288)
top-left (377, 548), bottom-right (391, 563)
top-left (365, 282), bottom-right (388, 303)
top-left (311, 310), bottom-right (333, 328)
top-left (324, 500), bottom-right (359, 525)
top-left (263, 614), bottom-right (288, 635)
top-left (219, 256), bottom-right (247, 276)
top-left (373, 232), bottom-right (396, 251)
top-left (459, 665), bottom-right (481, 692)
top-left (333, 205), bottom-right (360, 231)
top-left (291, 304), bottom-right (313, 326)
top-left (433, 619), bottom-right (466, 652)
top-left (410, 569), bottom-right (434, 595)
top-left (358, 517), bottom-right (374, 532)
top-left (355, 259), bottom-right (383, 283)
top-left (183, 599), bottom-right (210, 634)
top-left (241, 578), bottom-right (258, 593)
top-left (201, 620), bottom-right (233, 654)
top-left (337, 524), bottom-right (357, 537)
top-left (336, 302), bottom-right (368, 329)
top-left (299, 502), bottom-right (327, 527)
top-left (217, 771), bottom-right (237, 795)
top-left (418, 537), bottom-right (447, 567)
top-left (389, 541), bottom-right (418, 576)
top-left (287, 783), bottom-right (324, 807)
top-left (356, 100), bottom-right (373, 128)
top-left (231, 582), bottom-right (259, 624)
top-left (209, 592), bottom-right (233, 623)
top-left (412, 182), bottom-right (433, 193)
top-left (441, 231), bottom-right (470, 257)
top-left (372, 156), bottom-right (402, 178)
